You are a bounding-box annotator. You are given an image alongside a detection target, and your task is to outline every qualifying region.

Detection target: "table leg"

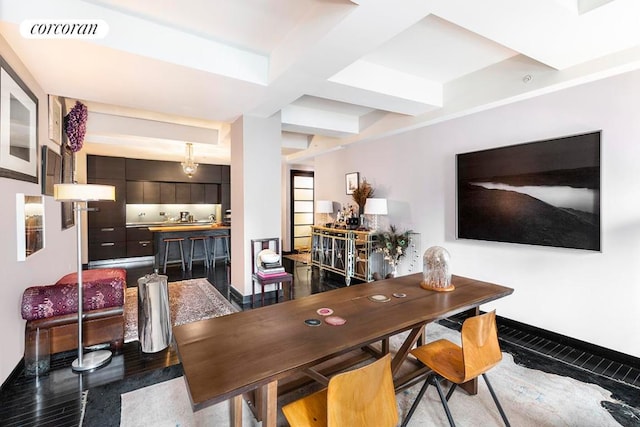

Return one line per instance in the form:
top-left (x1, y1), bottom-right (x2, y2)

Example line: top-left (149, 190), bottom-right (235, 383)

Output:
top-left (258, 380), bottom-right (278, 427)
top-left (230, 395), bottom-right (243, 427)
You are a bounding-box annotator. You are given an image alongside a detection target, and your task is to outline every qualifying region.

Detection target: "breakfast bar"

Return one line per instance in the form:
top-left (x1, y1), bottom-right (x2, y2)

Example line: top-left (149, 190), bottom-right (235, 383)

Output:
top-left (147, 224), bottom-right (230, 271)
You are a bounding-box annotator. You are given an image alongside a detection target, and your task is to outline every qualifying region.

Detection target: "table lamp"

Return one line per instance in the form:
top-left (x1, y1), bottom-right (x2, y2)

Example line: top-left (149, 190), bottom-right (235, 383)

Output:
top-left (54, 183), bottom-right (116, 372)
top-left (364, 198), bottom-right (387, 231)
top-left (316, 200), bottom-right (334, 226)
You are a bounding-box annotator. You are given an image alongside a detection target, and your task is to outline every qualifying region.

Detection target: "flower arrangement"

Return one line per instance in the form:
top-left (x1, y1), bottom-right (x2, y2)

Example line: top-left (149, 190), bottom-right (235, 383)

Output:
top-left (64, 101), bottom-right (88, 152)
top-left (351, 178), bottom-right (374, 214)
top-left (373, 225), bottom-right (413, 276)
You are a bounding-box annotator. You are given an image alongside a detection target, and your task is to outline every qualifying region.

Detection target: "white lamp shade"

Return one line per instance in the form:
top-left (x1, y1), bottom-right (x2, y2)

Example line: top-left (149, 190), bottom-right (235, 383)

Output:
top-left (364, 198), bottom-right (388, 215)
top-left (54, 183), bottom-right (116, 201)
top-left (316, 200), bottom-right (333, 213)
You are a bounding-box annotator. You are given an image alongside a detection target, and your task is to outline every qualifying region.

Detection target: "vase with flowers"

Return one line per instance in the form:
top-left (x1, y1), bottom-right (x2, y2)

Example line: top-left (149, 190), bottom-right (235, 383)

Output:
top-left (373, 225), bottom-right (413, 278)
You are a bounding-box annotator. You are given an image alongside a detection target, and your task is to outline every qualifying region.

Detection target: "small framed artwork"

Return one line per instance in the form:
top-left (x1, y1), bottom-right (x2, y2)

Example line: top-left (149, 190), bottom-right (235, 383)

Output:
top-left (41, 146), bottom-right (62, 196)
top-left (345, 172), bottom-right (359, 195)
top-left (0, 55), bottom-right (38, 183)
top-left (48, 95), bottom-right (62, 145)
top-left (60, 146), bottom-right (74, 229)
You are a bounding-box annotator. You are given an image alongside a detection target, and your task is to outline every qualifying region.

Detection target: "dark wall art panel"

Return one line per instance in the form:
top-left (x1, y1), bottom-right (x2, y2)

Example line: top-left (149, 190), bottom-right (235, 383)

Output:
top-left (456, 131), bottom-right (601, 251)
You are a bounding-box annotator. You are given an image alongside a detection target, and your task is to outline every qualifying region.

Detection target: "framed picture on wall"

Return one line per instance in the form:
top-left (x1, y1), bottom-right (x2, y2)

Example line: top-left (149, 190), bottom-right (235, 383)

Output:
top-left (456, 131), bottom-right (601, 251)
top-left (48, 95), bottom-right (62, 145)
top-left (41, 145), bottom-right (62, 196)
top-left (345, 172), bottom-right (359, 195)
top-left (0, 55), bottom-right (39, 183)
top-left (61, 146), bottom-right (74, 229)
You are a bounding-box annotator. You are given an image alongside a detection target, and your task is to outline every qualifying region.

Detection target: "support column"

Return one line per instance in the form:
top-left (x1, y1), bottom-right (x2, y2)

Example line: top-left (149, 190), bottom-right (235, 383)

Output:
top-left (229, 113), bottom-right (283, 300)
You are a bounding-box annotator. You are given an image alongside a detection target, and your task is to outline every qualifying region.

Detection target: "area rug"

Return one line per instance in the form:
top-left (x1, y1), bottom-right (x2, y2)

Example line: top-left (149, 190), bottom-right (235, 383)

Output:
top-left (124, 278), bottom-right (237, 343)
top-left (119, 323), bottom-right (623, 427)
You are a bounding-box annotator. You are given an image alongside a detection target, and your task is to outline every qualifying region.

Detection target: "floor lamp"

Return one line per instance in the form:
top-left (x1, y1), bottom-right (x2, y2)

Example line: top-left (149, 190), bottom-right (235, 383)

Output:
top-left (54, 183), bottom-right (116, 372)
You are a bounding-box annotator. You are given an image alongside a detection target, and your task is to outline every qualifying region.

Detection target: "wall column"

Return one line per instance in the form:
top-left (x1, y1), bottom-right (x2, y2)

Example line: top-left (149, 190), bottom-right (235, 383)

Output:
top-left (230, 113), bottom-right (283, 299)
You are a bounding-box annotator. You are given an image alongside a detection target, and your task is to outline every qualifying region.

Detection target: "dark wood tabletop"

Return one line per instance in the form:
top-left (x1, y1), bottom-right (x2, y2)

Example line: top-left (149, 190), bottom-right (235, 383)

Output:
top-left (173, 273), bottom-right (513, 420)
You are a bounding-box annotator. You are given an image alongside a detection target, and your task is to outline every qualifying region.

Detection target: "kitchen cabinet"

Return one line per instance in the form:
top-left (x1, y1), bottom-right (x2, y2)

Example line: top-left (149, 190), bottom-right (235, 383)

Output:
top-left (190, 183), bottom-right (205, 204)
top-left (160, 182), bottom-right (176, 204)
top-left (87, 155), bottom-right (125, 179)
top-left (221, 183), bottom-right (230, 213)
top-left (204, 184), bottom-right (219, 204)
top-left (126, 226), bottom-right (154, 257)
top-left (126, 158), bottom-right (225, 183)
top-left (175, 183), bottom-right (191, 204)
top-left (87, 155), bottom-right (127, 261)
top-left (126, 181), bottom-right (160, 204)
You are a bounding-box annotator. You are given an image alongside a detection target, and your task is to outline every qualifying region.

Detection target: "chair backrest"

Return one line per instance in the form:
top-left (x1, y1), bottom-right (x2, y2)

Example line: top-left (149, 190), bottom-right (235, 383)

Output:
top-left (327, 353), bottom-right (398, 427)
top-left (461, 310), bottom-right (502, 382)
top-left (250, 237), bottom-right (280, 274)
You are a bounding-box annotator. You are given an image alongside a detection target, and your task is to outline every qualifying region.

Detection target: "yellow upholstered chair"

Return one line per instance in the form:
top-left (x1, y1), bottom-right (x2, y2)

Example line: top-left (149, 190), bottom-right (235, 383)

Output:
top-left (282, 353), bottom-right (398, 427)
top-left (401, 310), bottom-right (510, 427)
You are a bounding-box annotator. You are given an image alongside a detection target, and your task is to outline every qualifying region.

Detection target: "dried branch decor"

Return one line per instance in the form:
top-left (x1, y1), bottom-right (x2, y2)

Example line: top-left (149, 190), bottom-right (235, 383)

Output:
top-left (352, 178), bottom-right (374, 213)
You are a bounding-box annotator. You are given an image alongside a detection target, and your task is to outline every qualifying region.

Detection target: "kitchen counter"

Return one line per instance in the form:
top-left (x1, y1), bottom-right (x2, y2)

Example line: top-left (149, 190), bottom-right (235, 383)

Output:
top-left (148, 224), bottom-right (230, 232)
top-left (149, 225), bottom-right (230, 270)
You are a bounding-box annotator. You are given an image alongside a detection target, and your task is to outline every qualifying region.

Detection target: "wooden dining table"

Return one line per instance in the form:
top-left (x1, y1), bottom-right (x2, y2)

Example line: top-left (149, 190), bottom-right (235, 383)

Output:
top-left (173, 273), bottom-right (514, 426)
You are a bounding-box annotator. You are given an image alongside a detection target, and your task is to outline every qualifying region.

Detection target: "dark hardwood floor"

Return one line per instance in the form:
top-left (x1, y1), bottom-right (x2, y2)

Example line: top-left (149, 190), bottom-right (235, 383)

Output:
top-left (2, 257), bottom-right (639, 426)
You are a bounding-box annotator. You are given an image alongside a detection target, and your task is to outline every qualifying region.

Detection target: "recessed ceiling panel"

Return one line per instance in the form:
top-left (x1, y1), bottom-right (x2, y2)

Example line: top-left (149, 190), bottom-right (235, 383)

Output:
top-left (361, 14), bottom-right (517, 83)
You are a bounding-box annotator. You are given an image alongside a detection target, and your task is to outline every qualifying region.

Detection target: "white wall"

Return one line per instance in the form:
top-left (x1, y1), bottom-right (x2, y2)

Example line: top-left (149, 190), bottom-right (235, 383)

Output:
top-left (0, 37), bottom-right (77, 384)
top-left (315, 69), bottom-right (640, 358)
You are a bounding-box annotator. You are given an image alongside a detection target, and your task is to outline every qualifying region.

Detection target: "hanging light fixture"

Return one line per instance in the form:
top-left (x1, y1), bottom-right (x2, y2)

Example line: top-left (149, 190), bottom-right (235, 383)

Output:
top-left (181, 142), bottom-right (199, 178)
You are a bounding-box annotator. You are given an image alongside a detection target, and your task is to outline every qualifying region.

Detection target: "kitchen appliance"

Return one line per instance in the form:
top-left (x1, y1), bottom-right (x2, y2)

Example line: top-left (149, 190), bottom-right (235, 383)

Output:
top-left (179, 211), bottom-right (190, 222)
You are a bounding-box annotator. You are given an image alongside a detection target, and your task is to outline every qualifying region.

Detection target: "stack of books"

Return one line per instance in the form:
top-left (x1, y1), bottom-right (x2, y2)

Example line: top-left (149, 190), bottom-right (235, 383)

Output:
top-left (257, 261), bottom-right (288, 278)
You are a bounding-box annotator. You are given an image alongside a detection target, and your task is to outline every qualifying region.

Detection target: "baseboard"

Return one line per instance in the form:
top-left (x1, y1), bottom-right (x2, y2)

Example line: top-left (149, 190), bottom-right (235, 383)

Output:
top-left (447, 311), bottom-right (640, 371)
top-left (228, 285), bottom-right (282, 307)
top-left (497, 315), bottom-right (640, 371)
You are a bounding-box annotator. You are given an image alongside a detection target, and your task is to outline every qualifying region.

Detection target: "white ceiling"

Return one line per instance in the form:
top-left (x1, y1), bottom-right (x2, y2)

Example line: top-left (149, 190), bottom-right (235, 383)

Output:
top-left (1, 0), bottom-right (639, 165)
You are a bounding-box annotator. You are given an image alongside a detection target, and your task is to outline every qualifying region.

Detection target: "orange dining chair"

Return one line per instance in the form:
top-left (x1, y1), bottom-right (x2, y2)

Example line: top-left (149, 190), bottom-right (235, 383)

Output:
top-left (401, 310), bottom-right (510, 427)
top-left (282, 353), bottom-right (398, 427)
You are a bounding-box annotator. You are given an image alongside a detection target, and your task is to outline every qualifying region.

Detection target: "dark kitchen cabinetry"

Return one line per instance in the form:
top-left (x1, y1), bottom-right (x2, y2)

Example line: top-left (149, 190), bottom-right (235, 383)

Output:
top-left (190, 183), bottom-right (205, 204)
top-left (87, 155), bottom-right (230, 261)
top-left (87, 155), bottom-right (125, 180)
top-left (126, 226), bottom-right (154, 257)
top-left (160, 182), bottom-right (176, 204)
top-left (221, 183), bottom-right (230, 212)
top-left (126, 181), bottom-right (160, 204)
top-left (205, 184), bottom-right (220, 204)
top-left (175, 183), bottom-right (191, 204)
top-left (126, 158), bottom-right (224, 184)
top-left (87, 156), bottom-right (127, 261)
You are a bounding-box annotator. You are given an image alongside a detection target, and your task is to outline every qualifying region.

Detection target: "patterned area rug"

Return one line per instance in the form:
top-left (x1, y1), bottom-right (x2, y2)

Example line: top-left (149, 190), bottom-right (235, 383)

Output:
top-left (124, 278), bottom-right (237, 343)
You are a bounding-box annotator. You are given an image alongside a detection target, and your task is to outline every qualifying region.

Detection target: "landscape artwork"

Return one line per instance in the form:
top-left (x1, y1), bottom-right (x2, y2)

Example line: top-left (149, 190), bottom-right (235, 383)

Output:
top-left (456, 131), bottom-right (601, 251)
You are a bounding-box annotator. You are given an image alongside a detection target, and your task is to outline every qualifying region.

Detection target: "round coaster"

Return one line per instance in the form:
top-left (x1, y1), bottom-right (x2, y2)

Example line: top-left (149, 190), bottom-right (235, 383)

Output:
top-left (316, 307), bottom-right (334, 316)
top-left (304, 318), bottom-right (322, 327)
top-left (368, 294), bottom-right (390, 303)
top-left (324, 316), bottom-right (347, 326)
top-left (392, 292), bottom-right (407, 298)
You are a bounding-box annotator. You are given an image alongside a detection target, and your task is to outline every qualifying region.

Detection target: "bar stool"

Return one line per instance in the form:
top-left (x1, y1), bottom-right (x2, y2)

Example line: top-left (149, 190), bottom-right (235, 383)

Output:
top-left (209, 234), bottom-right (230, 268)
top-left (188, 236), bottom-right (210, 270)
top-left (162, 237), bottom-right (185, 274)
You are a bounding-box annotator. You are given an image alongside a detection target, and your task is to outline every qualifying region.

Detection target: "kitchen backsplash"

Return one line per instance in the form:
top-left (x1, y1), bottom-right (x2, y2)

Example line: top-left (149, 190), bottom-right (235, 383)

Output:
top-left (126, 204), bottom-right (222, 224)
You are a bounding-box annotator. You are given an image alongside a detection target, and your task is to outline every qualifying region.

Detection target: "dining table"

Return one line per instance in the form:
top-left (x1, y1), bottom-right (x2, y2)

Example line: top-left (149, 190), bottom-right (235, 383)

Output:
top-left (172, 273), bottom-right (514, 426)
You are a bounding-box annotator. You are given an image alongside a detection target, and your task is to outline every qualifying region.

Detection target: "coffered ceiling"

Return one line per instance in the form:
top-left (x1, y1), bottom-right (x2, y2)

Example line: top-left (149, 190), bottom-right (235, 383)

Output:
top-left (1, 0), bottom-right (639, 164)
